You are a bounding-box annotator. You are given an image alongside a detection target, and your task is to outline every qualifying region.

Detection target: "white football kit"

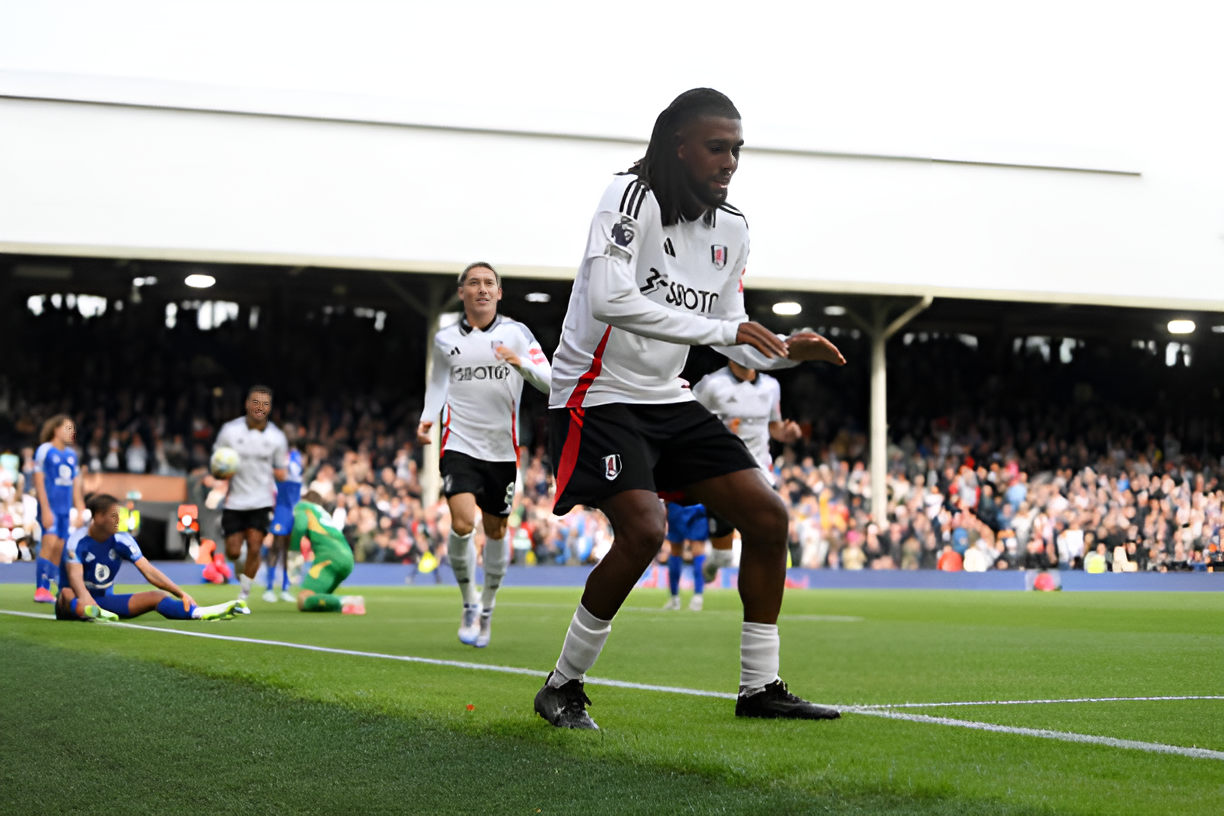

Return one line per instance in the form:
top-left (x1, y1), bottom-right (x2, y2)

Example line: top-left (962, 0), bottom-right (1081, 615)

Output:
top-left (549, 174), bottom-right (796, 410)
top-left (421, 314), bottom-right (551, 463)
top-left (693, 367), bottom-right (783, 481)
top-left (214, 418), bottom-right (289, 511)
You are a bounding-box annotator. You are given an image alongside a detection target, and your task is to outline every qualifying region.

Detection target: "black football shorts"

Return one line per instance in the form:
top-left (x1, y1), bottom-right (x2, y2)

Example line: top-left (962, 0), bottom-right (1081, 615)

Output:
top-left (549, 401), bottom-right (759, 516)
top-left (440, 450), bottom-right (518, 517)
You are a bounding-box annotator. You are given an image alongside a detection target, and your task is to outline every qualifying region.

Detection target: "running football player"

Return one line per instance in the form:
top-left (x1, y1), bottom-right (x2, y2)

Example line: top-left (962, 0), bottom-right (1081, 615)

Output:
top-left (533, 89), bottom-right (846, 729)
top-left (33, 415), bottom-right (84, 603)
top-left (265, 441), bottom-right (304, 602)
top-left (418, 262), bottom-right (551, 648)
top-left (693, 360), bottom-right (803, 581)
top-left (288, 491), bottom-right (363, 615)
top-left (56, 494), bottom-right (247, 622)
top-left (213, 386), bottom-right (289, 602)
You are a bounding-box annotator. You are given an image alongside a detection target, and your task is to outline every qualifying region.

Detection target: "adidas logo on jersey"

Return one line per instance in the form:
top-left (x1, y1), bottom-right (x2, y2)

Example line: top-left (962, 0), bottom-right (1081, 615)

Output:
top-left (449, 347), bottom-right (462, 356)
top-left (663, 238), bottom-right (676, 257)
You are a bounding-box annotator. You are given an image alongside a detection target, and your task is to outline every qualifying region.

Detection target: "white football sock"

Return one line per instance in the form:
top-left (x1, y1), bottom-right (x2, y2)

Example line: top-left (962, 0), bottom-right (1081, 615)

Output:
top-left (549, 604), bottom-right (612, 687)
top-left (739, 622), bottom-right (780, 695)
top-left (480, 533), bottom-right (509, 614)
top-left (711, 548), bottom-right (734, 568)
top-left (448, 530), bottom-right (477, 605)
top-left (238, 574), bottom-right (252, 597)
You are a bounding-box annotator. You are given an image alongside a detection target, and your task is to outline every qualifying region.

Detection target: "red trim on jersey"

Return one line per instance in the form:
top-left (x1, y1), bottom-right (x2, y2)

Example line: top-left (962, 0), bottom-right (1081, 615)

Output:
top-left (440, 403), bottom-right (451, 457)
top-left (510, 406), bottom-right (518, 449)
top-left (566, 326), bottom-right (613, 409)
top-left (552, 407), bottom-right (586, 507)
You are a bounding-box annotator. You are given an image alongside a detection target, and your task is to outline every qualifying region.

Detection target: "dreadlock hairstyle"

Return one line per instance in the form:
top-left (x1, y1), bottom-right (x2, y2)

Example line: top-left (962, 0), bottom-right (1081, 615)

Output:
top-left (628, 88), bottom-right (741, 227)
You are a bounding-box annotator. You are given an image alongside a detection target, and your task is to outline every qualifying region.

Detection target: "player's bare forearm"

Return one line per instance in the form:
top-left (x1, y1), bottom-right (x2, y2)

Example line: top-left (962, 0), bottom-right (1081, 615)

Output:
top-left (416, 421), bottom-right (433, 446)
top-left (137, 559), bottom-right (182, 597)
top-left (66, 564), bottom-right (95, 614)
top-left (273, 468), bottom-right (288, 482)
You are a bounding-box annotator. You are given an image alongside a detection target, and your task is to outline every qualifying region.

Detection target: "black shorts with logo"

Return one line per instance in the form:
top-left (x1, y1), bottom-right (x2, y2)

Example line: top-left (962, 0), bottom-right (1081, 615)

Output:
top-left (440, 450), bottom-right (517, 517)
top-left (221, 507), bottom-right (273, 537)
top-left (549, 401), bottom-right (759, 516)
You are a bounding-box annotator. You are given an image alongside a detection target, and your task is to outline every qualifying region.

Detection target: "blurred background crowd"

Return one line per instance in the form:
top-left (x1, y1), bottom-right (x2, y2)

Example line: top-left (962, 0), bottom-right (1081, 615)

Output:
top-left (2, 378), bottom-right (1220, 574)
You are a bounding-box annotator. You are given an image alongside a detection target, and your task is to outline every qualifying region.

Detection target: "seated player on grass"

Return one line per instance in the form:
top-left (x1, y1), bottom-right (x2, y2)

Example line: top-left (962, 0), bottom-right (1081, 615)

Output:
top-left (57, 494), bottom-right (249, 622)
top-left (289, 491), bottom-right (364, 615)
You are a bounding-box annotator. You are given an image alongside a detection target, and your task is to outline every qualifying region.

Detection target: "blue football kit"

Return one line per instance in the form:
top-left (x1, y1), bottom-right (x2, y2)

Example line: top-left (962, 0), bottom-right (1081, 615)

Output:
top-left (270, 449), bottom-right (303, 536)
top-left (56, 527), bottom-right (196, 621)
top-left (35, 442), bottom-right (78, 539)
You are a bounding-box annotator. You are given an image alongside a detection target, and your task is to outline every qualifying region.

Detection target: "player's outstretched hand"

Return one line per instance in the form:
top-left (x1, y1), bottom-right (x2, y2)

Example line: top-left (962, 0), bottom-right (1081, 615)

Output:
top-left (416, 421), bottom-right (433, 446)
top-left (494, 345), bottom-right (522, 367)
top-left (778, 419), bottom-right (803, 443)
top-left (179, 592), bottom-right (196, 610)
top-left (735, 322), bottom-right (788, 358)
top-left (786, 332), bottom-right (846, 365)
top-left (77, 593), bottom-right (97, 619)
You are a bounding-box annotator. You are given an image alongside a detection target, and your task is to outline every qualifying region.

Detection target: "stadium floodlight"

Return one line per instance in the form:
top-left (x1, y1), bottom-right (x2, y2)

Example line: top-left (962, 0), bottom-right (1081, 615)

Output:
top-left (1212, 325), bottom-right (1224, 334)
top-left (526, 292), bottom-right (551, 303)
top-left (1167, 319), bottom-right (1195, 334)
top-left (773, 302), bottom-right (802, 316)
top-left (823, 305), bottom-right (846, 316)
top-left (185, 274), bottom-right (216, 288)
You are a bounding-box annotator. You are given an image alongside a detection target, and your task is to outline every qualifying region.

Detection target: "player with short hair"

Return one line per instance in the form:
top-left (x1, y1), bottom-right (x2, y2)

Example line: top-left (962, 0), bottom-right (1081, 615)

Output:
top-left (288, 490), bottom-right (363, 615)
top-left (693, 360), bottom-right (803, 581)
top-left (418, 261), bottom-right (551, 648)
top-left (534, 89), bottom-right (846, 729)
top-left (265, 441), bottom-right (304, 603)
top-left (213, 385), bottom-right (289, 602)
top-left (57, 493), bottom-right (247, 622)
top-left (33, 415), bottom-right (84, 603)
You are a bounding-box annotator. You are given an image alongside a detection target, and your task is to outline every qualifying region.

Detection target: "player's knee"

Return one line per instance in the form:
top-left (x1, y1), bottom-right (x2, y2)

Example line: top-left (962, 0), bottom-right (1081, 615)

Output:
top-left (618, 514), bottom-right (667, 558)
top-left (743, 496), bottom-right (788, 548)
top-left (452, 518), bottom-right (475, 536)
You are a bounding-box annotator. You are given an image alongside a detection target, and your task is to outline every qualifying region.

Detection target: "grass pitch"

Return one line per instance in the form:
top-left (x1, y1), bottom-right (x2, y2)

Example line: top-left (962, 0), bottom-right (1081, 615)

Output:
top-left (1, 584), bottom-right (1221, 814)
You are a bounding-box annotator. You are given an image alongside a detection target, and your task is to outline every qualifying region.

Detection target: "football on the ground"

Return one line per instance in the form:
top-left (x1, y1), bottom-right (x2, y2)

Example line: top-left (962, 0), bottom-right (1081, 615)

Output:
top-left (210, 446), bottom-right (241, 479)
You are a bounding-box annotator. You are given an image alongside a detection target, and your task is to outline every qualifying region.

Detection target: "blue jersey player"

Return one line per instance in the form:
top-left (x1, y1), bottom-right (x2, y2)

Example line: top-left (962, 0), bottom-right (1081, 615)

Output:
top-left (265, 444), bottom-right (303, 602)
top-left (33, 415), bottom-right (84, 604)
top-left (662, 501), bottom-right (709, 612)
top-left (57, 494), bottom-right (250, 622)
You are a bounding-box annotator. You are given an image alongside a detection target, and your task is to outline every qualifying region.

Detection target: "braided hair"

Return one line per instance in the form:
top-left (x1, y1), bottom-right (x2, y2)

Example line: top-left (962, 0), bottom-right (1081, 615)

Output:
top-left (629, 88), bottom-right (741, 227)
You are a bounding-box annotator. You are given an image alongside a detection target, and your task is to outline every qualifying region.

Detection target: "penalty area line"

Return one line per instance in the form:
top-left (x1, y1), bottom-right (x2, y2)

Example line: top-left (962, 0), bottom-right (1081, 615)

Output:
top-left (2, 608), bottom-right (1219, 760)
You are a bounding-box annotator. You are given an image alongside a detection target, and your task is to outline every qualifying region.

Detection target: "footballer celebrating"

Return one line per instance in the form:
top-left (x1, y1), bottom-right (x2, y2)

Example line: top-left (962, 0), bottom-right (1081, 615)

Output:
top-left (693, 360), bottom-right (803, 580)
top-left (533, 89), bottom-right (846, 729)
top-left (32, 415), bottom-right (84, 603)
top-left (418, 262), bottom-right (551, 648)
top-left (213, 386), bottom-right (289, 602)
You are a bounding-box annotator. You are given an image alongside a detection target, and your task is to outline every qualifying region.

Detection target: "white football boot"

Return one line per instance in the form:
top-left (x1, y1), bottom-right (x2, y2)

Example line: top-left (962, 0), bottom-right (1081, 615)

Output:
top-left (458, 602), bottom-right (482, 645)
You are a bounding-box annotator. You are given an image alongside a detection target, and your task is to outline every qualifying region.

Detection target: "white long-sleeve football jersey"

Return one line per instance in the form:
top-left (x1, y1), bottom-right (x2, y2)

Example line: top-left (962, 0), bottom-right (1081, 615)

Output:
top-left (692, 366), bottom-right (783, 474)
top-left (421, 314), bottom-right (551, 463)
top-left (550, 173), bottom-right (796, 409)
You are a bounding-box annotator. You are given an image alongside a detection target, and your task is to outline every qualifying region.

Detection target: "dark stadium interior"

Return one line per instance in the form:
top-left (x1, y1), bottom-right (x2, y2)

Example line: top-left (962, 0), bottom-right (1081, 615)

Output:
top-left (5, 254), bottom-right (1222, 462)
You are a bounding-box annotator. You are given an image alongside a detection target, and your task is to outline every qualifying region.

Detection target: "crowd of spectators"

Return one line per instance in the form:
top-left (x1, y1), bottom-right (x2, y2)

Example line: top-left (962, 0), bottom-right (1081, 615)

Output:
top-left (2, 387), bottom-right (1222, 574)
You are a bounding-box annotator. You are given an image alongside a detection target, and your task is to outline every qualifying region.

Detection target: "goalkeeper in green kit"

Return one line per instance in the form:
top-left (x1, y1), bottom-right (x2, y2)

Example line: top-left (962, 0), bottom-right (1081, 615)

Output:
top-left (290, 491), bottom-right (365, 615)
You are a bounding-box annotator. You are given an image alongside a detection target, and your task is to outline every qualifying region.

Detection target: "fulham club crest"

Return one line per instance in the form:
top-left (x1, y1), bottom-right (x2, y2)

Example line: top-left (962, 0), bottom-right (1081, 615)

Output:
top-left (711, 245), bottom-right (728, 269)
top-left (603, 454), bottom-right (622, 481)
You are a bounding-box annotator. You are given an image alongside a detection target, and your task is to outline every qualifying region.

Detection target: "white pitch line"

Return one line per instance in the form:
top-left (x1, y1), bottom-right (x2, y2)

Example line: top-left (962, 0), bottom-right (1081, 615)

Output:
top-left (2, 608), bottom-right (1219, 760)
top-left (852, 709), bottom-right (1224, 761)
top-left (855, 695), bottom-right (1224, 709)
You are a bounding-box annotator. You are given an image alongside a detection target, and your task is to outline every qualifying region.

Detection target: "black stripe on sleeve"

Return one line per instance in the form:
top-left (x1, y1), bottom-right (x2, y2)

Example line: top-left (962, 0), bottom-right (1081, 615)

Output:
top-left (632, 185), bottom-right (647, 219)
top-left (619, 181), bottom-right (637, 214)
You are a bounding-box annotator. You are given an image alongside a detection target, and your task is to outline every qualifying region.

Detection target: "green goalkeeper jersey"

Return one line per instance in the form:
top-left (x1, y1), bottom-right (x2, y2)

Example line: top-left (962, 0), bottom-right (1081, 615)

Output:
top-left (289, 500), bottom-right (353, 566)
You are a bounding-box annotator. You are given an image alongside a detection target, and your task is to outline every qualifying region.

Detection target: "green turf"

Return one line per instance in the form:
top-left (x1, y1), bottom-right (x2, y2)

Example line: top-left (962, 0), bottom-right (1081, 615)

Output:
top-left (1, 584), bottom-right (1221, 814)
